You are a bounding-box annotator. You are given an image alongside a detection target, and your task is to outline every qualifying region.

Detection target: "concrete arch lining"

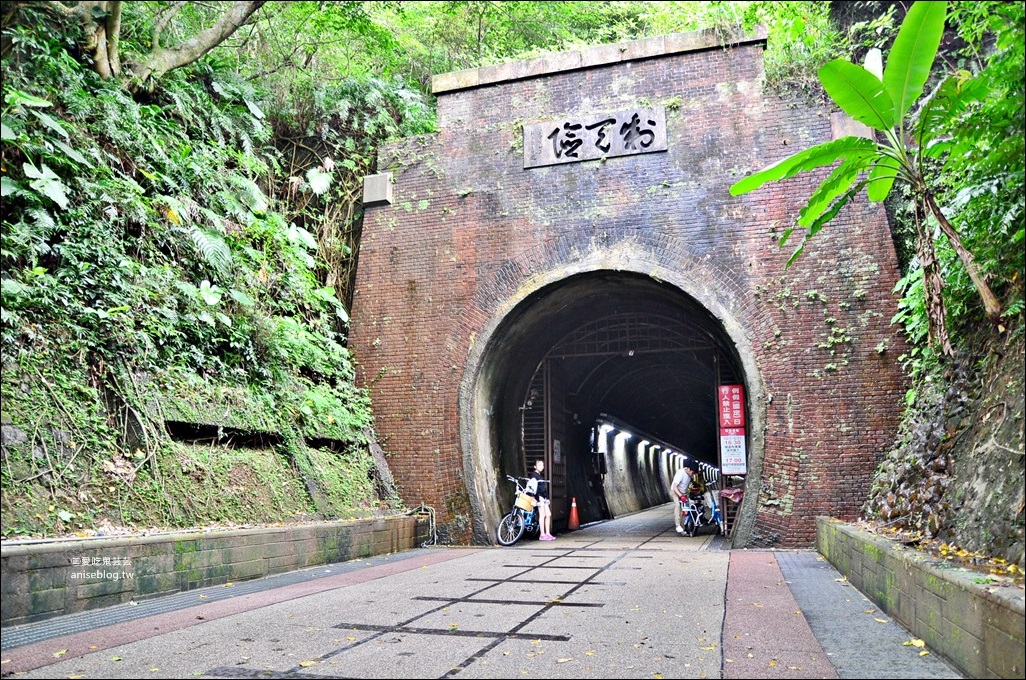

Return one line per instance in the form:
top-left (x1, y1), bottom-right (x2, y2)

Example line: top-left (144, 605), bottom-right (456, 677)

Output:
top-left (458, 245), bottom-right (766, 546)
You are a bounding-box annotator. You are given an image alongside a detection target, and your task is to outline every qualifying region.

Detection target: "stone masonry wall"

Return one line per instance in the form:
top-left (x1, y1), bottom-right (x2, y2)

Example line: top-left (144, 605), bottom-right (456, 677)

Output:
top-left (1, 516), bottom-right (426, 627)
top-left (818, 517), bottom-right (1025, 678)
top-left (349, 30), bottom-right (907, 546)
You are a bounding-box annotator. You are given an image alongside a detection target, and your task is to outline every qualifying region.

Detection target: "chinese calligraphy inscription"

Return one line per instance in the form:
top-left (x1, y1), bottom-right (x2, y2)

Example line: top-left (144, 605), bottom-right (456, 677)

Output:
top-left (524, 107), bottom-right (667, 169)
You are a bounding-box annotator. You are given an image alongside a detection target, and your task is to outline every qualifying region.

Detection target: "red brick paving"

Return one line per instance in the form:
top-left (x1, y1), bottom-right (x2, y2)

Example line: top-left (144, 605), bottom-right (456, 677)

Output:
top-left (723, 551), bottom-right (837, 679)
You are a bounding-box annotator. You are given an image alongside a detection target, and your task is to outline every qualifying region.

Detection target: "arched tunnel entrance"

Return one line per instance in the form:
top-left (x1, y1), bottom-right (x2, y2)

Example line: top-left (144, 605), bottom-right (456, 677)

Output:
top-left (466, 271), bottom-right (752, 542)
top-left (354, 27), bottom-right (906, 547)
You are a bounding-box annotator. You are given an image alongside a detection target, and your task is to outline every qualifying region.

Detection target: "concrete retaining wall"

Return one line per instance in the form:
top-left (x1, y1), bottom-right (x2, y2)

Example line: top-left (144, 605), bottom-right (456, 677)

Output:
top-left (602, 443), bottom-right (670, 520)
top-left (817, 517), bottom-right (1025, 679)
top-left (1, 515), bottom-right (428, 627)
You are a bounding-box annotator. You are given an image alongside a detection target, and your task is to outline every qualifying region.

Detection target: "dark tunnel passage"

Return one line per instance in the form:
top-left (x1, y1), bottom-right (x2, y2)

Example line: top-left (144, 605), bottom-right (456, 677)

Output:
top-left (478, 271), bottom-right (748, 536)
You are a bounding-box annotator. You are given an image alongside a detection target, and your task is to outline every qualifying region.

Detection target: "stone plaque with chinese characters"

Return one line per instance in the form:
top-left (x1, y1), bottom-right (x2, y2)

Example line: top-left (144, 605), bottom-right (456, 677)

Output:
top-left (523, 107), bottom-right (667, 169)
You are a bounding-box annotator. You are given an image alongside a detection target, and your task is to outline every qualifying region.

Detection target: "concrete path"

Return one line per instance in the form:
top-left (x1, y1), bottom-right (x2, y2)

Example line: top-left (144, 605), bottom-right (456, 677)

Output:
top-left (1, 505), bottom-right (964, 679)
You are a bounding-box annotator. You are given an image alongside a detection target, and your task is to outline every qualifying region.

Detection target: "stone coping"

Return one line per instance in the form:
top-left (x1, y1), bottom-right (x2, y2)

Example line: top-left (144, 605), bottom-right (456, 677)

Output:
top-left (816, 517), bottom-right (1025, 679)
top-left (432, 25), bottom-right (768, 93)
top-left (0, 518), bottom-right (390, 555)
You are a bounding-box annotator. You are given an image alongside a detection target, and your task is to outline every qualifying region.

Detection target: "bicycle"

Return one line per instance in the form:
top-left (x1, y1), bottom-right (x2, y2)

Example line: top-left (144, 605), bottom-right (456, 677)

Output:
top-left (679, 491), bottom-right (724, 537)
top-left (496, 475), bottom-right (540, 546)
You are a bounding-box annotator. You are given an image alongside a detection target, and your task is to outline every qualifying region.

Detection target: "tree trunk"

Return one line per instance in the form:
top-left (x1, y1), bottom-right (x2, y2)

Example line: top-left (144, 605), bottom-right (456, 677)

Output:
top-left (914, 199), bottom-right (953, 357)
top-left (925, 192), bottom-right (1003, 322)
top-left (90, 11), bottom-right (113, 80)
top-left (48, 0), bottom-right (118, 79)
top-left (106, 1), bottom-right (122, 76)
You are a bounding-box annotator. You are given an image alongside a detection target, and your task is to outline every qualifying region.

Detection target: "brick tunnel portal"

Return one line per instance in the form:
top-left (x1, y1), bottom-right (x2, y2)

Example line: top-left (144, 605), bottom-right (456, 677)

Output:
top-left (474, 271), bottom-right (748, 539)
top-left (353, 26), bottom-right (907, 548)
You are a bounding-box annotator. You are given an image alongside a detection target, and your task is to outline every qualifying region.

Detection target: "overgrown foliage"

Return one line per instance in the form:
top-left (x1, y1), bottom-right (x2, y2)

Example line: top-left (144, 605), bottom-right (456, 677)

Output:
top-left (884, 1), bottom-right (1024, 385)
top-left (0, 2), bottom-right (401, 537)
top-left (30, 1), bottom-right (266, 85)
top-left (266, 74), bottom-right (433, 310)
top-left (731, 1), bottom-right (1017, 358)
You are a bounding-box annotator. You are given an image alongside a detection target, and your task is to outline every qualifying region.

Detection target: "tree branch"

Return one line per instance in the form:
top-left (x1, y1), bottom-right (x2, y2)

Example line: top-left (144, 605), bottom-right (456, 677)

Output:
top-left (914, 197), bottom-right (953, 357)
top-left (43, 1), bottom-right (120, 78)
top-left (152, 0), bottom-right (187, 49)
top-left (46, 0), bottom-right (76, 17)
top-left (132, 0), bottom-right (267, 84)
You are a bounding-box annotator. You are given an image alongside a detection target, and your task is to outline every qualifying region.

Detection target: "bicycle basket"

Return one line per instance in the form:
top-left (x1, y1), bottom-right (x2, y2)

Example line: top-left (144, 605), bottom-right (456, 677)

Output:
top-left (515, 493), bottom-right (536, 512)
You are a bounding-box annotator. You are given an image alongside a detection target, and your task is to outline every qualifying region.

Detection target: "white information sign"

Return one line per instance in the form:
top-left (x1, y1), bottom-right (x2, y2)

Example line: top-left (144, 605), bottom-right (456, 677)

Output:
top-left (720, 432), bottom-right (747, 475)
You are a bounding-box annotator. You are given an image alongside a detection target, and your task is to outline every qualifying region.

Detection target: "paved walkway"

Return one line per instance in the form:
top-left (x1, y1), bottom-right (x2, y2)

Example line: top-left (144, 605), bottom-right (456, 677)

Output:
top-left (1, 505), bottom-right (964, 679)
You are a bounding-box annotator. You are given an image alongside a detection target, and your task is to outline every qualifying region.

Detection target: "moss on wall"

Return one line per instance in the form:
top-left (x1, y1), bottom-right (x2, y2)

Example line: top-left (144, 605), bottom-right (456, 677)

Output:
top-left (0, 356), bottom-right (389, 539)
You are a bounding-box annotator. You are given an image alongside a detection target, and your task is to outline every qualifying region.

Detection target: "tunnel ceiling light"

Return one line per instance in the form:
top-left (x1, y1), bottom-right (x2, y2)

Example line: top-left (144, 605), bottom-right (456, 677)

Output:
top-left (598, 415), bottom-right (715, 469)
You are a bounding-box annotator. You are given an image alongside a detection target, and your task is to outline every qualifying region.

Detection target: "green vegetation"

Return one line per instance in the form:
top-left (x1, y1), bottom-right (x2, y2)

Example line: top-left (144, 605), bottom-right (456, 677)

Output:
top-left (0, 2), bottom-right (415, 536)
top-left (731, 1), bottom-right (1020, 357)
top-left (1, 2), bottom-right (1022, 548)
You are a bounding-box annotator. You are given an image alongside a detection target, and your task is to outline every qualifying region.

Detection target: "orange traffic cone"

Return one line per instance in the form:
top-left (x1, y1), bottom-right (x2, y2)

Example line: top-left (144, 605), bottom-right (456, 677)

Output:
top-left (568, 497), bottom-right (580, 531)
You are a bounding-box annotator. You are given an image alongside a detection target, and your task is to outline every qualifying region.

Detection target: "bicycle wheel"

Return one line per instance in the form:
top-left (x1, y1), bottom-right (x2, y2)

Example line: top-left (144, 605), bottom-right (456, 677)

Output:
top-left (497, 511), bottom-right (526, 546)
top-left (525, 511), bottom-right (540, 536)
top-left (683, 512), bottom-right (697, 537)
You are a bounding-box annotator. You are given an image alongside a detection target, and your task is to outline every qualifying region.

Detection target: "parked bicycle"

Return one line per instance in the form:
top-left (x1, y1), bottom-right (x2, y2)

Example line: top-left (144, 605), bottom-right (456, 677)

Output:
top-left (679, 490), bottom-right (723, 537)
top-left (496, 475), bottom-right (540, 546)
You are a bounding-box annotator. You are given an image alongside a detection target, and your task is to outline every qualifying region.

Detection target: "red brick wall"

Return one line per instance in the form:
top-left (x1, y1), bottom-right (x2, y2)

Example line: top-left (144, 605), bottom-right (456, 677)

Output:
top-left (349, 37), bottom-right (907, 546)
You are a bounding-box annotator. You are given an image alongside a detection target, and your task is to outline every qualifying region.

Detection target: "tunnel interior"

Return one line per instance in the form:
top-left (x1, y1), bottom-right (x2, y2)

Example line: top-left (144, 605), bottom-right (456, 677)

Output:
top-left (481, 271), bottom-right (747, 533)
